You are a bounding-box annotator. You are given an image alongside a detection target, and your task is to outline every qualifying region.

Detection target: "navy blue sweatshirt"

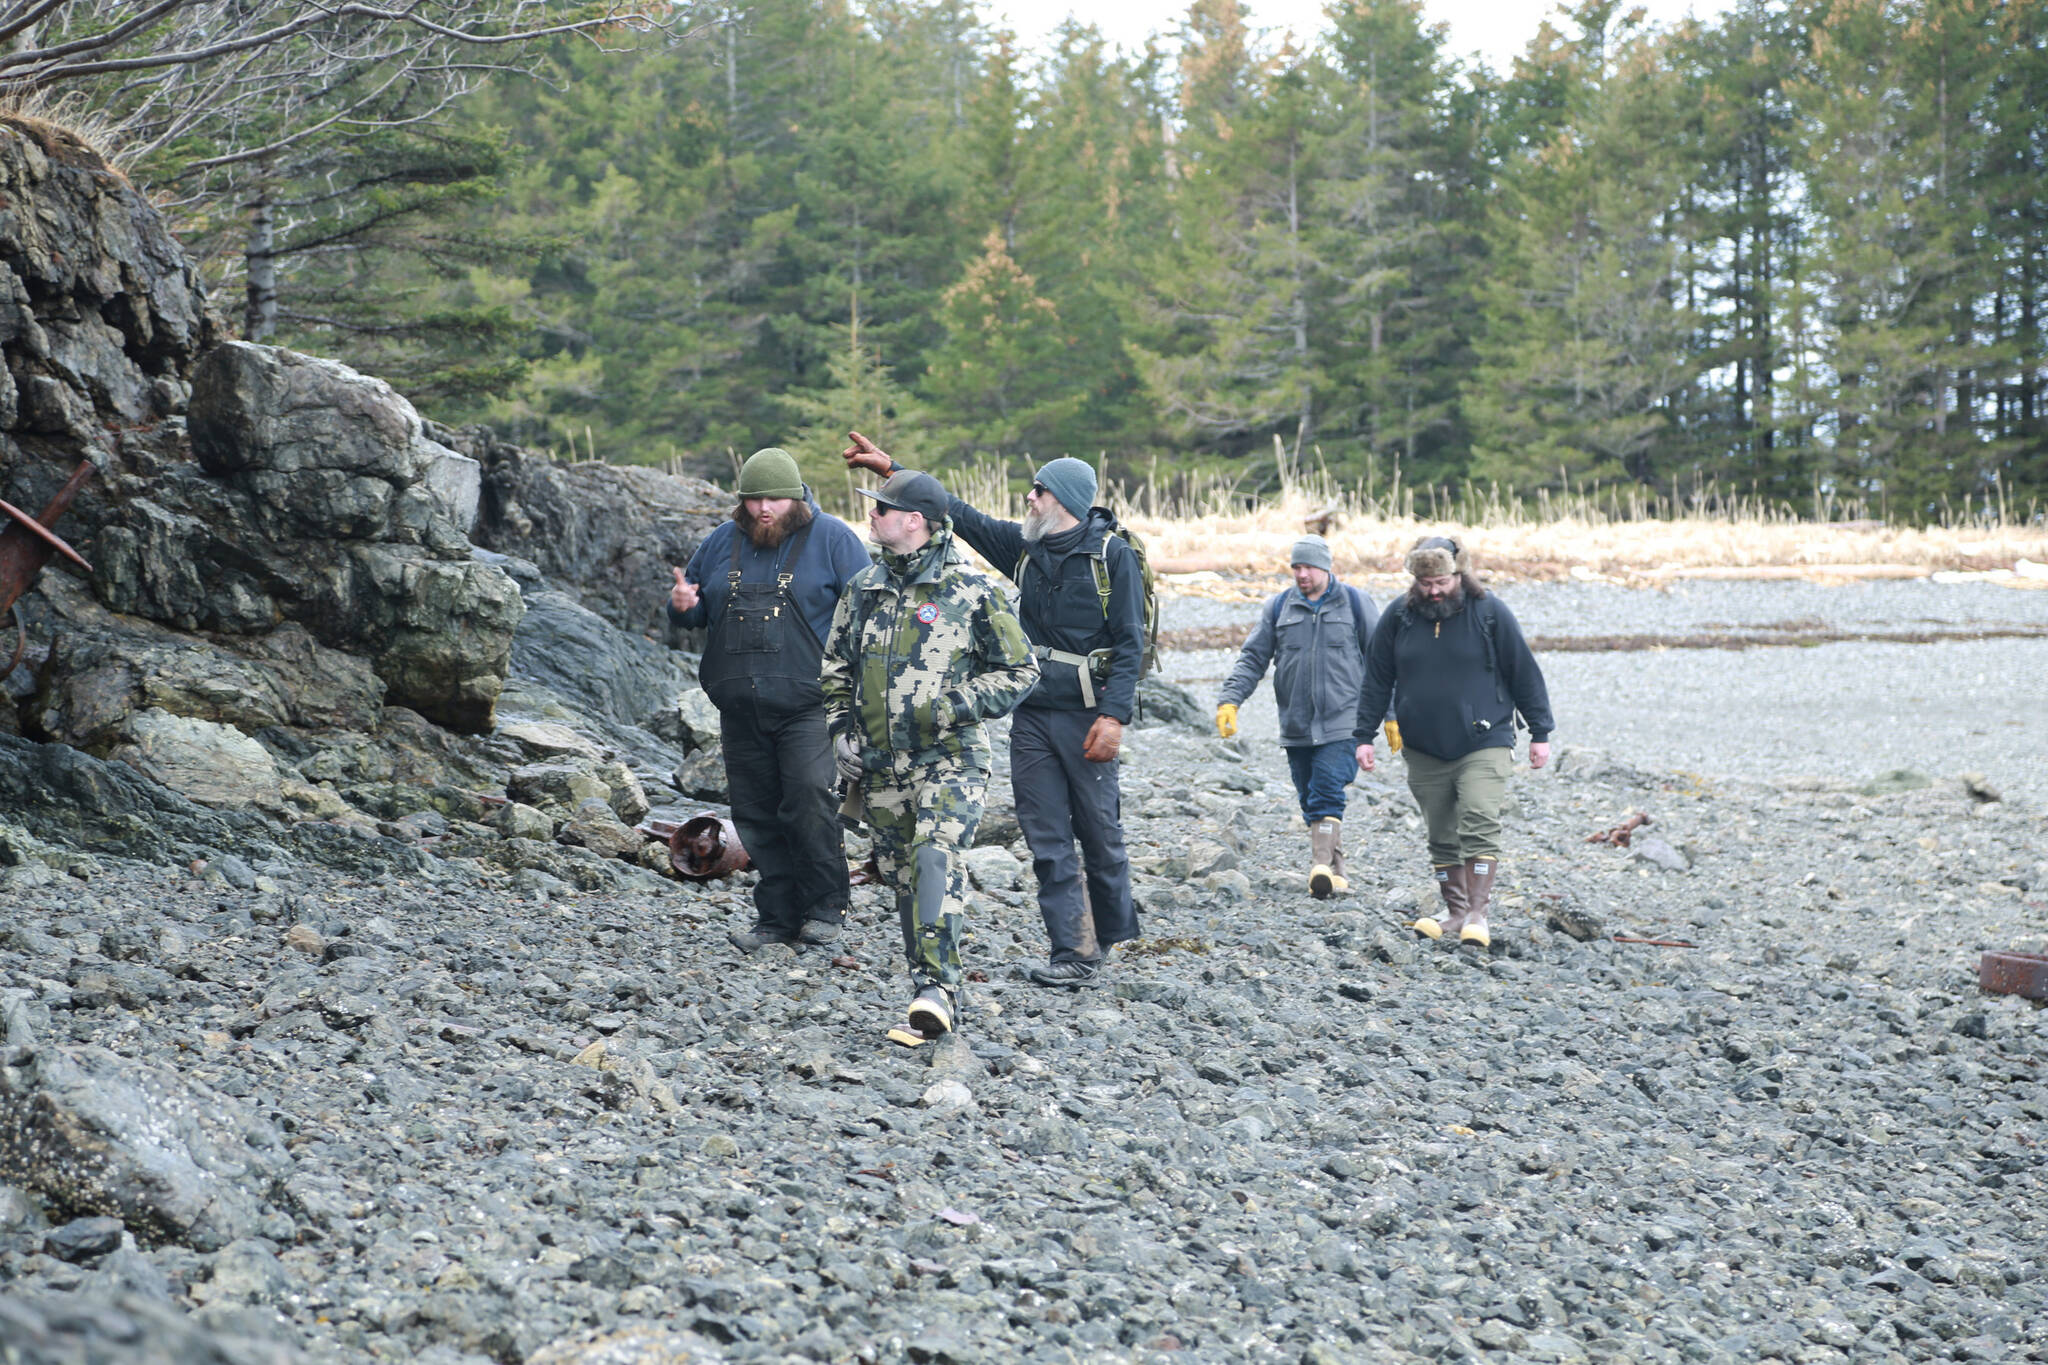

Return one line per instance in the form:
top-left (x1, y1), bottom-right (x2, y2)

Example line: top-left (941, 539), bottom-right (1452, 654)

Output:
top-left (1352, 594), bottom-right (1553, 761)
top-left (666, 491), bottom-right (871, 647)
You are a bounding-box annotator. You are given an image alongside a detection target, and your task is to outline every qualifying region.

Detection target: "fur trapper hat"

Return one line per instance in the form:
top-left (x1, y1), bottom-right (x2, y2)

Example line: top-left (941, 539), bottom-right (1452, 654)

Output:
top-left (1404, 534), bottom-right (1469, 579)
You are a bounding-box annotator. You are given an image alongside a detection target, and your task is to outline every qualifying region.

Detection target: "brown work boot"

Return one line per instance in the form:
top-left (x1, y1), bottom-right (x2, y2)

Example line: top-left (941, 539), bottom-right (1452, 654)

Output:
top-left (1308, 818), bottom-right (1347, 898)
top-left (1460, 857), bottom-right (1496, 947)
top-left (1413, 864), bottom-right (1468, 940)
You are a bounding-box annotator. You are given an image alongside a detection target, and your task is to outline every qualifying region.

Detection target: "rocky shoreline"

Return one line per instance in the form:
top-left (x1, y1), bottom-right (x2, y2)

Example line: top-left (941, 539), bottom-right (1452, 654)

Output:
top-left (4, 691), bottom-right (2044, 1364)
top-left (2, 112), bottom-right (2044, 1365)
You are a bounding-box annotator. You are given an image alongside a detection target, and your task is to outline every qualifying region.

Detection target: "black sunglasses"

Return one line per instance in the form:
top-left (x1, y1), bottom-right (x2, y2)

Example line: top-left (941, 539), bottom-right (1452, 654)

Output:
top-left (1028, 482), bottom-right (1049, 497)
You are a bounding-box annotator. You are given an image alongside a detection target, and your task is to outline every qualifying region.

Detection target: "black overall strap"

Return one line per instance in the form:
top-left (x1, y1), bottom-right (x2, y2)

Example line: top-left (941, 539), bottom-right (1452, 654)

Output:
top-left (725, 516), bottom-right (814, 597)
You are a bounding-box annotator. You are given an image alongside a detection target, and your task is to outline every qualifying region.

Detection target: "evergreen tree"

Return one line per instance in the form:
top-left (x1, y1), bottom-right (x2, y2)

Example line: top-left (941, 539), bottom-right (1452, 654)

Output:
top-left (1308, 0), bottom-right (1482, 482)
top-left (921, 230), bottom-right (1084, 456)
top-left (1130, 1), bottom-right (1323, 475)
top-left (1466, 3), bottom-right (1703, 490)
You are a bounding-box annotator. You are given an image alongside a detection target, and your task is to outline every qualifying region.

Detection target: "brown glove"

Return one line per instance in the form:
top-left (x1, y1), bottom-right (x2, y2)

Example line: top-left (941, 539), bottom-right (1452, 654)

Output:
top-left (1082, 715), bottom-right (1123, 763)
top-left (842, 430), bottom-right (895, 477)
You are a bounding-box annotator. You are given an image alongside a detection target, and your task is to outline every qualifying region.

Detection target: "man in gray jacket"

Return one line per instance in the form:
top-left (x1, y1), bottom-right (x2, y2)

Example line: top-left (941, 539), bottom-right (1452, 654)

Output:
top-left (1215, 535), bottom-right (1385, 898)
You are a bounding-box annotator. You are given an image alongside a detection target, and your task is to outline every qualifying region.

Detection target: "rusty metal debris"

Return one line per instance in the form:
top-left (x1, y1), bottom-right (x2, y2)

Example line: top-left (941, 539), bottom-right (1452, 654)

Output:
top-left (1587, 812), bottom-right (1652, 847)
top-left (639, 814), bottom-right (751, 880)
top-left (0, 460), bottom-right (95, 678)
top-left (1979, 950), bottom-right (2048, 1001)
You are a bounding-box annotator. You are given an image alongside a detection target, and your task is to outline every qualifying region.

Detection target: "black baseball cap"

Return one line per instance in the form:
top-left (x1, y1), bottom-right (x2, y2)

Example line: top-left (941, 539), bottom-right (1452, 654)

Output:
top-left (856, 469), bottom-right (950, 522)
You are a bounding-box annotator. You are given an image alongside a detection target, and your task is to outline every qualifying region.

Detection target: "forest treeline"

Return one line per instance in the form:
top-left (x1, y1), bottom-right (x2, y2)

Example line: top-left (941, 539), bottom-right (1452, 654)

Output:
top-left (174, 0), bottom-right (2047, 520)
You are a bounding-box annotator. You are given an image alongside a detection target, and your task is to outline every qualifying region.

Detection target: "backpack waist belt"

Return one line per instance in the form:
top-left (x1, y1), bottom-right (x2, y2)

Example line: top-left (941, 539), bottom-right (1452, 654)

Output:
top-left (1031, 645), bottom-right (1112, 710)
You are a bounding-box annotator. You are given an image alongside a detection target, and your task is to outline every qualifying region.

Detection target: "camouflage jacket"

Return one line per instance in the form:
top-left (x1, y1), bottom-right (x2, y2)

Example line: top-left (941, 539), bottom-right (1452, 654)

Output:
top-left (821, 524), bottom-right (1038, 768)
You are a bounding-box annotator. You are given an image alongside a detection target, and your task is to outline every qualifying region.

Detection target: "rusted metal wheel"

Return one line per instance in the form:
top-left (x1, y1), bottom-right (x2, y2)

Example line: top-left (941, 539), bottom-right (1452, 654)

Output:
top-left (669, 814), bottom-right (751, 880)
top-left (1979, 950), bottom-right (2048, 1001)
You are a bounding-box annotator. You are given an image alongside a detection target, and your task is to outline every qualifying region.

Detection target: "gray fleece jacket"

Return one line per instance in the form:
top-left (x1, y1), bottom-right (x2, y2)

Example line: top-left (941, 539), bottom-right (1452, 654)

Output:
top-left (1218, 580), bottom-right (1382, 747)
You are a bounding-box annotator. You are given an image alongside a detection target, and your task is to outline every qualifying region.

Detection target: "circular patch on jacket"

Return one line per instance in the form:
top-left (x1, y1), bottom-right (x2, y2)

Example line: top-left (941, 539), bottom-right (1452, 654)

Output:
top-left (915, 603), bottom-right (940, 624)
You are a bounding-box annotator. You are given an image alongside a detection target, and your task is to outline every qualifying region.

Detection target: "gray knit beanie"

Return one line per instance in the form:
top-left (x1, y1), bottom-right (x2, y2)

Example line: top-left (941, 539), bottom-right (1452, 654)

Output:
top-left (1289, 535), bottom-right (1334, 572)
top-left (1033, 457), bottom-right (1097, 521)
top-left (738, 447), bottom-right (804, 499)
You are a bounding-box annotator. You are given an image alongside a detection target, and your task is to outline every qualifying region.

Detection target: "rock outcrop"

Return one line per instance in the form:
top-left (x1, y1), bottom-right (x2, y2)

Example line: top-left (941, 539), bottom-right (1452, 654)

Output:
top-left (0, 118), bottom-right (214, 475)
top-left (94, 341), bottom-right (521, 733)
top-left (456, 424), bottom-right (727, 634)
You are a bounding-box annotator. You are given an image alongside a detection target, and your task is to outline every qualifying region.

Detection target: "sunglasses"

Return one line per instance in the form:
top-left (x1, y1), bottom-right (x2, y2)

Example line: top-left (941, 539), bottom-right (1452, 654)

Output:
top-left (1028, 482), bottom-right (1049, 498)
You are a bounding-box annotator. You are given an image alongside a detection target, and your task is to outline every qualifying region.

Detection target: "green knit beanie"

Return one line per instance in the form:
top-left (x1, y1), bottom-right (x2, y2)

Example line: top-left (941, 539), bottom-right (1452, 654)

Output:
top-left (738, 447), bottom-right (804, 499)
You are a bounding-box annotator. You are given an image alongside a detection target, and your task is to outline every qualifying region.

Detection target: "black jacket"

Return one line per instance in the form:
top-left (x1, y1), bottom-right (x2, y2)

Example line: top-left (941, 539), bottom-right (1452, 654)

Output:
top-left (1353, 594), bottom-right (1553, 761)
top-left (945, 499), bottom-right (1145, 722)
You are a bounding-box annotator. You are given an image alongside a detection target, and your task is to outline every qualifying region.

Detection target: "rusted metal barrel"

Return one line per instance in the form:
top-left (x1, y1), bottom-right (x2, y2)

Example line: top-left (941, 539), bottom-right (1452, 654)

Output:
top-left (638, 814), bottom-right (751, 880)
top-left (1, 461), bottom-right (95, 679)
top-left (1979, 950), bottom-right (2048, 1001)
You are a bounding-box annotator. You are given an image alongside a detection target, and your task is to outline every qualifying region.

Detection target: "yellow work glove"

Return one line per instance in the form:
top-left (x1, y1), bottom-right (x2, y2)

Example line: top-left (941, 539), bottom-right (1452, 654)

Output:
top-left (1383, 719), bottom-right (1403, 754)
top-left (1215, 703), bottom-right (1238, 739)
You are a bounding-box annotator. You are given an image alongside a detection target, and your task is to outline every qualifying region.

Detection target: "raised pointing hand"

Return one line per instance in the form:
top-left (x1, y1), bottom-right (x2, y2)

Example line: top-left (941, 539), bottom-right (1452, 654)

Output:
top-left (670, 566), bottom-right (699, 613)
top-left (843, 430), bottom-right (894, 476)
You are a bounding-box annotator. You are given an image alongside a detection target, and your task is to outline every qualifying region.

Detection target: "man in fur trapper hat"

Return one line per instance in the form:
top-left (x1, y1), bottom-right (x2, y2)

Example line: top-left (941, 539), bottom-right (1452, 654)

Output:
top-left (1351, 535), bottom-right (1554, 948)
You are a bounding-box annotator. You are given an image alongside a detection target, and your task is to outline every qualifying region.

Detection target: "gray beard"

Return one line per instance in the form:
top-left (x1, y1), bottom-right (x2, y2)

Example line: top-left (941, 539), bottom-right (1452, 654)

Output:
top-left (1410, 585), bottom-right (1464, 621)
top-left (1021, 507), bottom-right (1056, 542)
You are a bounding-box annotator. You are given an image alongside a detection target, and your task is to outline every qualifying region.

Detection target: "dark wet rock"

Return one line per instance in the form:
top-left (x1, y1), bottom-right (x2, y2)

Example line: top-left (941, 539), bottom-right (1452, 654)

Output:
top-left (43, 1214), bottom-right (124, 1262)
top-left (456, 424), bottom-right (726, 635)
top-left (1133, 675), bottom-right (1207, 730)
top-left (0, 1014), bottom-right (292, 1250)
top-left (671, 749), bottom-right (729, 802)
top-left (510, 590), bottom-right (691, 735)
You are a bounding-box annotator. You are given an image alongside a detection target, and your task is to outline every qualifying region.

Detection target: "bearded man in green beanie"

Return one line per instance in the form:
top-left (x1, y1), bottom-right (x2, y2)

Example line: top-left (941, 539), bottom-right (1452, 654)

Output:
top-left (669, 447), bottom-right (872, 952)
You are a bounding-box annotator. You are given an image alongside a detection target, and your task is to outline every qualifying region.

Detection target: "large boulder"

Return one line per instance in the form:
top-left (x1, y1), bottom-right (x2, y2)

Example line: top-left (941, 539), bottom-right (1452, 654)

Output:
top-left (0, 994), bottom-right (294, 1251)
top-left (90, 341), bottom-right (524, 733)
top-left (456, 424), bottom-right (728, 633)
top-left (510, 590), bottom-right (691, 732)
top-left (29, 573), bottom-right (384, 751)
top-left (0, 118), bottom-right (215, 477)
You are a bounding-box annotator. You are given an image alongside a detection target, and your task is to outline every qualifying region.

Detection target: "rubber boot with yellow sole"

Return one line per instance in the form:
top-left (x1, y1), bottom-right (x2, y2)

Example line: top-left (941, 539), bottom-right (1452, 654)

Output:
top-left (1413, 863), bottom-right (1468, 940)
top-left (1459, 857), bottom-right (1496, 947)
top-left (1308, 818), bottom-right (1348, 898)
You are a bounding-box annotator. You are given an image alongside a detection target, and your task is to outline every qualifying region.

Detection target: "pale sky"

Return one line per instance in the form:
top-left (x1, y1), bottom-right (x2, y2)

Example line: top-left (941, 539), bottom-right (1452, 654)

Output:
top-left (984, 0), bottom-right (1731, 74)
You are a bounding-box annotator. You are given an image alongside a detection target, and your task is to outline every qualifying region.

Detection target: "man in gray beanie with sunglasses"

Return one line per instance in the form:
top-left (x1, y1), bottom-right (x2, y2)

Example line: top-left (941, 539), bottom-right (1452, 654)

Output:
top-left (1353, 535), bottom-right (1553, 949)
top-left (843, 432), bottom-right (1143, 989)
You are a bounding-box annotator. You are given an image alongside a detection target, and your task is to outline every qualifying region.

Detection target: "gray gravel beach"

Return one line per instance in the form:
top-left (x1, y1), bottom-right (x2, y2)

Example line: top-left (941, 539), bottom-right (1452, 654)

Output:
top-left (2, 577), bottom-right (2045, 1365)
top-left (1163, 578), bottom-right (2048, 806)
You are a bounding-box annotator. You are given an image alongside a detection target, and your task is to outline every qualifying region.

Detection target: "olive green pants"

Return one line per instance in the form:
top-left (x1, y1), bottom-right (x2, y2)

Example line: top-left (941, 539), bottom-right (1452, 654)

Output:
top-left (1402, 746), bottom-right (1513, 865)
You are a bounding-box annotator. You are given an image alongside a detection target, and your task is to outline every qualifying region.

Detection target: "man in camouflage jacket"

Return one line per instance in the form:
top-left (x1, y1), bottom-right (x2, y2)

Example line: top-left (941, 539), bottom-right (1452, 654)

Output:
top-left (821, 469), bottom-right (1038, 1040)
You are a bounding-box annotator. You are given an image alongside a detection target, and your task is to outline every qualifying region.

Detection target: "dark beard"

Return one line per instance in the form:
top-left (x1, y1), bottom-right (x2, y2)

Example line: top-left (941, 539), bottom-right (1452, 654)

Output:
top-left (734, 500), bottom-right (812, 550)
top-left (1408, 582), bottom-right (1464, 621)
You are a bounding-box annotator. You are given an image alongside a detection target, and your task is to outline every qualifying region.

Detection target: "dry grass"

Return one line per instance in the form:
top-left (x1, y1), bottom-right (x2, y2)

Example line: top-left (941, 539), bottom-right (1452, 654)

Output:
top-left (0, 98), bottom-right (131, 176)
top-left (935, 458), bottom-right (2048, 586)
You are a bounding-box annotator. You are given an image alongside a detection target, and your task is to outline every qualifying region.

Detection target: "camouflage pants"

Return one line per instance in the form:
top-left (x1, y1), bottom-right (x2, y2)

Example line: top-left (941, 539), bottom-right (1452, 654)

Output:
top-left (860, 749), bottom-right (988, 990)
